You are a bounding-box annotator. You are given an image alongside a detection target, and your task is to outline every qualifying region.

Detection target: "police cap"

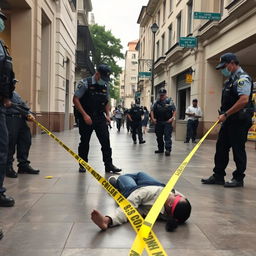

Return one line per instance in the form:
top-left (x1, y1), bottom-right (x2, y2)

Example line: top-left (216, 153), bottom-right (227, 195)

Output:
top-left (216, 53), bottom-right (239, 70)
top-left (0, 10), bottom-right (7, 20)
top-left (158, 88), bottom-right (167, 94)
top-left (97, 64), bottom-right (112, 82)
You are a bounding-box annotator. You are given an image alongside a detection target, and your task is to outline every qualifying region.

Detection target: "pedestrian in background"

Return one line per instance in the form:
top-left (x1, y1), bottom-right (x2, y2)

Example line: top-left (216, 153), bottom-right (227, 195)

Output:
top-left (5, 91), bottom-right (40, 178)
top-left (142, 106), bottom-right (149, 134)
top-left (184, 99), bottom-right (202, 143)
top-left (151, 88), bottom-right (176, 156)
top-left (73, 64), bottom-right (121, 174)
top-left (127, 101), bottom-right (145, 144)
top-left (202, 53), bottom-right (254, 188)
top-left (113, 105), bottom-right (123, 132)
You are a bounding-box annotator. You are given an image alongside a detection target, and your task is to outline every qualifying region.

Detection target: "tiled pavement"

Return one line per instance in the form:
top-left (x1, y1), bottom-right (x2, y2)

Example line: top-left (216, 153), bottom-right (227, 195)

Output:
top-left (0, 124), bottom-right (255, 256)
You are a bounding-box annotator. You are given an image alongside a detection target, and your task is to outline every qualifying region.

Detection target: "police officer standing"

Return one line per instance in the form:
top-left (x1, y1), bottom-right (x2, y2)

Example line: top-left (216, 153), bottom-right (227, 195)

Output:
top-left (0, 9), bottom-right (15, 238)
top-left (202, 53), bottom-right (253, 187)
top-left (151, 88), bottom-right (176, 156)
top-left (127, 100), bottom-right (145, 144)
top-left (73, 64), bottom-right (121, 173)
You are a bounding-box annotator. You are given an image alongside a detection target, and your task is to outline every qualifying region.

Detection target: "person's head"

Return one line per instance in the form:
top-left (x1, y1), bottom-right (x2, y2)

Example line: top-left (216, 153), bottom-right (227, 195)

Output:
top-left (192, 99), bottom-right (198, 107)
top-left (164, 193), bottom-right (192, 231)
top-left (216, 53), bottom-right (239, 77)
top-left (95, 64), bottom-right (112, 84)
top-left (143, 106), bottom-right (148, 111)
top-left (0, 10), bottom-right (7, 33)
top-left (158, 88), bottom-right (167, 101)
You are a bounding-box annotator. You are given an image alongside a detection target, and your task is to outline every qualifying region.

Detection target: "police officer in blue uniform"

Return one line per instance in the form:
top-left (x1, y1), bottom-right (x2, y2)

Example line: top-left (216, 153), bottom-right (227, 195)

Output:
top-left (5, 91), bottom-right (40, 178)
top-left (202, 53), bottom-right (253, 187)
top-left (0, 10), bottom-right (15, 211)
top-left (127, 100), bottom-right (145, 144)
top-left (151, 88), bottom-right (176, 156)
top-left (73, 64), bottom-right (121, 173)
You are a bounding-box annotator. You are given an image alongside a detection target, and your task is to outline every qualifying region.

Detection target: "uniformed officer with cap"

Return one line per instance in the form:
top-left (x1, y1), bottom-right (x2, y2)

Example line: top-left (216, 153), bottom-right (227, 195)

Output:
top-left (73, 64), bottom-right (121, 173)
top-left (0, 9), bottom-right (15, 239)
top-left (202, 53), bottom-right (254, 187)
top-left (151, 88), bottom-right (176, 156)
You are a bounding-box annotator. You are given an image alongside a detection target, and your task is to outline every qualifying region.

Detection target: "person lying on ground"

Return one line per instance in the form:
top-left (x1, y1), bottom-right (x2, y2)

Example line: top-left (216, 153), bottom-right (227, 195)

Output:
top-left (91, 172), bottom-right (191, 232)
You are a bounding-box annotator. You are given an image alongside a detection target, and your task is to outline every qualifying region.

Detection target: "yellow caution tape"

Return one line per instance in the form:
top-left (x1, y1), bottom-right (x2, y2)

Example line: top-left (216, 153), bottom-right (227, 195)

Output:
top-left (32, 119), bottom-right (166, 256)
top-left (44, 176), bottom-right (53, 179)
top-left (129, 120), bottom-right (219, 255)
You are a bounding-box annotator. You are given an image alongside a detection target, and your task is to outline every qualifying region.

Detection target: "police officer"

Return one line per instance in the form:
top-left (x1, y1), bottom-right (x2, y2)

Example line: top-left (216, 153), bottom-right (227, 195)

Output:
top-left (5, 91), bottom-right (39, 178)
top-left (127, 99), bottom-right (145, 144)
top-left (73, 64), bottom-right (121, 173)
top-left (151, 88), bottom-right (176, 156)
top-left (0, 10), bottom-right (15, 210)
top-left (202, 53), bottom-right (253, 187)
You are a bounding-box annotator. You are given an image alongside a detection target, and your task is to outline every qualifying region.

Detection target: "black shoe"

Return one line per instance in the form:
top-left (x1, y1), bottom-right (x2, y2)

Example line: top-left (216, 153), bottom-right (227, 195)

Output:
top-left (105, 164), bottom-right (122, 173)
top-left (184, 140), bottom-right (189, 143)
top-left (192, 140), bottom-right (197, 143)
top-left (133, 141), bottom-right (137, 144)
top-left (0, 193), bottom-right (15, 207)
top-left (0, 229), bottom-right (3, 240)
top-left (201, 175), bottom-right (225, 185)
top-left (79, 167), bottom-right (86, 173)
top-left (155, 150), bottom-right (164, 154)
top-left (18, 165), bottom-right (40, 174)
top-left (6, 167), bottom-right (18, 178)
top-left (224, 179), bottom-right (244, 188)
top-left (165, 150), bottom-right (170, 156)
top-left (108, 176), bottom-right (117, 187)
top-left (139, 140), bottom-right (146, 144)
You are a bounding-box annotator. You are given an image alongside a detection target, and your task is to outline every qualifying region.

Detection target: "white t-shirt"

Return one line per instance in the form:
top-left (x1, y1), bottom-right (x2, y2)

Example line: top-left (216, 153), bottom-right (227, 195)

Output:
top-left (185, 105), bottom-right (203, 121)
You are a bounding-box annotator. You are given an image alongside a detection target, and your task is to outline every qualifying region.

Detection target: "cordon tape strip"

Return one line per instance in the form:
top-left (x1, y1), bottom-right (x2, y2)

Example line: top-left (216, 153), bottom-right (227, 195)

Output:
top-left (129, 120), bottom-right (219, 255)
top-left (31, 119), bottom-right (167, 256)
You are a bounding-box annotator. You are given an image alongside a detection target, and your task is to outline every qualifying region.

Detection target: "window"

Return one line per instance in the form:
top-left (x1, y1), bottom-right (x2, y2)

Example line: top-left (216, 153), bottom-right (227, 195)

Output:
top-left (187, 0), bottom-right (193, 35)
top-left (132, 53), bottom-right (136, 59)
top-left (131, 77), bottom-right (137, 81)
top-left (163, 0), bottom-right (166, 23)
top-left (162, 33), bottom-right (165, 56)
top-left (169, 0), bottom-right (173, 12)
top-left (168, 24), bottom-right (173, 49)
top-left (156, 41), bottom-right (160, 60)
top-left (176, 12), bottom-right (182, 42)
top-left (157, 10), bottom-right (161, 26)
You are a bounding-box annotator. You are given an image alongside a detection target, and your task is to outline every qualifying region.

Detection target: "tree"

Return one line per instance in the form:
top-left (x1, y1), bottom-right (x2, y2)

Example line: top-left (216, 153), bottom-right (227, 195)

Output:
top-left (89, 24), bottom-right (124, 78)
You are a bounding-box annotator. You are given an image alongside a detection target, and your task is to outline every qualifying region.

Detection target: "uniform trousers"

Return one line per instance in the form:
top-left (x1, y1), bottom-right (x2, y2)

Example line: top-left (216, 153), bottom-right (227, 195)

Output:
top-left (78, 115), bottom-right (112, 166)
top-left (155, 122), bottom-right (173, 151)
top-left (131, 121), bottom-right (143, 142)
top-left (0, 107), bottom-right (8, 193)
top-left (213, 118), bottom-right (252, 181)
top-left (6, 115), bottom-right (31, 169)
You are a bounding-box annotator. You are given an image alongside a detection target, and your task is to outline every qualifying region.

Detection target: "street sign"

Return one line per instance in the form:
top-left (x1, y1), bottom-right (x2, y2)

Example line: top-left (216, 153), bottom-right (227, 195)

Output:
top-left (179, 37), bottom-right (197, 48)
top-left (194, 11), bottom-right (221, 20)
top-left (138, 72), bottom-right (151, 78)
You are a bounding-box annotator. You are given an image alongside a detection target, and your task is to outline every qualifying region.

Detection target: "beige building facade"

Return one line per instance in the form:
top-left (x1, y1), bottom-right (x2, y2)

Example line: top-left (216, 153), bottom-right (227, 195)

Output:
top-left (1, 0), bottom-right (80, 133)
top-left (137, 0), bottom-right (256, 139)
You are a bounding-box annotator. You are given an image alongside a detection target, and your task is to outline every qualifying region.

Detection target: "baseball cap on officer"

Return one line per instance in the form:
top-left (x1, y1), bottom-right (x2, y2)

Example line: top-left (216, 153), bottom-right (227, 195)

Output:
top-left (0, 10), bottom-right (7, 20)
top-left (97, 64), bottom-right (112, 82)
top-left (158, 88), bottom-right (167, 95)
top-left (216, 53), bottom-right (239, 70)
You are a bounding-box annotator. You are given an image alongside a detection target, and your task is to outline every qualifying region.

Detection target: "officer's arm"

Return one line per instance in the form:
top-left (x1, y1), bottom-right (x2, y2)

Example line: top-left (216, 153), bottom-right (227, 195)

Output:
top-left (224, 94), bottom-right (249, 118)
top-left (105, 102), bottom-right (111, 117)
top-left (73, 95), bottom-right (89, 119)
top-left (127, 113), bottom-right (132, 122)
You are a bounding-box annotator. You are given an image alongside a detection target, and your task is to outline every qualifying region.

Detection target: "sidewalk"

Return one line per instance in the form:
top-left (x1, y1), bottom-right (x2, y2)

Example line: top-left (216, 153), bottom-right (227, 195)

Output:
top-left (0, 125), bottom-right (255, 256)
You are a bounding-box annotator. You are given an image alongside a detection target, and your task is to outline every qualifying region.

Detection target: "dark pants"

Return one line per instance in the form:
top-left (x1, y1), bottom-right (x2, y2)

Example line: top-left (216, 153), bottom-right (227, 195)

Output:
top-left (78, 116), bottom-right (112, 167)
top-left (131, 121), bottom-right (143, 142)
top-left (0, 108), bottom-right (8, 193)
top-left (116, 172), bottom-right (165, 198)
top-left (155, 122), bottom-right (173, 151)
top-left (213, 119), bottom-right (252, 181)
top-left (6, 115), bottom-right (31, 168)
top-left (116, 118), bottom-right (122, 131)
top-left (186, 119), bottom-right (199, 142)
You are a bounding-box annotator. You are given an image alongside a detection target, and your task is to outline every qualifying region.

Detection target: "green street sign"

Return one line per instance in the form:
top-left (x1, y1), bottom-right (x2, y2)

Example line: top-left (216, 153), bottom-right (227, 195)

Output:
top-left (194, 11), bottom-right (221, 20)
top-left (139, 72), bottom-right (151, 78)
top-left (179, 37), bottom-right (197, 48)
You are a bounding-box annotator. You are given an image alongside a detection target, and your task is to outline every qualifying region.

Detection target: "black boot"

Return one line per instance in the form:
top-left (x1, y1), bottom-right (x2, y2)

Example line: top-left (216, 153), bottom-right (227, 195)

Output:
top-left (18, 165), bottom-right (40, 174)
top-left (0, 193), bottom-right (15, 207)
top-left (0, 229), bottom-right (3, 240)
top-left (6, 166), bottom-right (18, 178)
top-left (201, 175), bottom-right (224, 185)
top-left (105, 163), bottom-right (122, 173)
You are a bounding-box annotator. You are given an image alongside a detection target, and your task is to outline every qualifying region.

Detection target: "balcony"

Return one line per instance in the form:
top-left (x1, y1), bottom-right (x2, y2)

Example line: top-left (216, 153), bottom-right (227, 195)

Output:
top-left (69, 0), bottom-right (76, 12)
top-left (76, 51), bottom-right (94, 74)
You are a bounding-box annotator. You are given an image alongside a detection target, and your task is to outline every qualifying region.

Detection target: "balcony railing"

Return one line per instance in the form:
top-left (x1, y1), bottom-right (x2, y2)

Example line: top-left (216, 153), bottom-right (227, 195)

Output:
top-left (76, 51), bottom-right (95, 74)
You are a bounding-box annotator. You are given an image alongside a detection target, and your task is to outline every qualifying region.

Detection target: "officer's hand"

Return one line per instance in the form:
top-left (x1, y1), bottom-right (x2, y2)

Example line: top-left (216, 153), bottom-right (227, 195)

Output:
top-left (152, 118), bottom-right (157, 124)
top-left (3, 99), bottom-right (12, 108)
top-left (27, 114), bottom-right (35, 121)
top-left (83, 114), bottom-right (92, 125)
top-left (218, 114), bottom-right (226, 123)
top-left (106, 116), bottom-right (111, 124)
